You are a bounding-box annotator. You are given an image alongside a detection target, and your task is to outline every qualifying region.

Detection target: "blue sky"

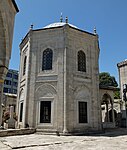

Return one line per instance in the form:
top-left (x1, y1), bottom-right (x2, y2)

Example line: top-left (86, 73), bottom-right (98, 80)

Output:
top-left (10, 0), bottom-right (127, 84)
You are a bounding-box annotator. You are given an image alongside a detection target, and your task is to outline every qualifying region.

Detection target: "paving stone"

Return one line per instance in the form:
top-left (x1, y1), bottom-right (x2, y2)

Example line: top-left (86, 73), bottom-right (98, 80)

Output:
top-left (1, 129), bottom-right (127, 150)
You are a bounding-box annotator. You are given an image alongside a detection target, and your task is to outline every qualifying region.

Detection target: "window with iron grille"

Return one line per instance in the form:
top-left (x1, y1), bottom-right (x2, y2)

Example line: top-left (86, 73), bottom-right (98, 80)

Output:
top-left (79, 102), bottom-right (87, 123)
top-left (42, 48), bottom-right (53, 71)
top-left (40, 101), bottom-right (51, 123)
top-left (78, 50), bottom-right (86, 72)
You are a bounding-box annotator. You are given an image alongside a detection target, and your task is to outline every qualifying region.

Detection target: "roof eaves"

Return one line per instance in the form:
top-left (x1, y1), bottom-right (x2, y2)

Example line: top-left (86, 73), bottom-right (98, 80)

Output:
top-left (33, 24), bottom-right (96, 37)
top-left (69, 25), bottom-right (96, 36)
top-left (99, 85), bottom-right (120, 91)
top-left (12, 0), bottom-right (19, 12)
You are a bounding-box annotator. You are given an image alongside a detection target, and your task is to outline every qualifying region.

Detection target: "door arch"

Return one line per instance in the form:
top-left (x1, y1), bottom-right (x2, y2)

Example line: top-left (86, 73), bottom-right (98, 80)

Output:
top-left (101, 93), bottom-right (114, 123)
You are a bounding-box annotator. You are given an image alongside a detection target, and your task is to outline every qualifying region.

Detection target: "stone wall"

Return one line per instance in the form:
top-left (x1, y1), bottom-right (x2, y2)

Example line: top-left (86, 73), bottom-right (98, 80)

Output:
top-left (0, 0), bottom-right (18, 126)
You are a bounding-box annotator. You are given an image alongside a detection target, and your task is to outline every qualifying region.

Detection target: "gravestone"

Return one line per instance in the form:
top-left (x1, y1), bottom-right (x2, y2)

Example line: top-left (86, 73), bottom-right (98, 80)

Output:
top-left (8, 106), bottom-right (15, 129)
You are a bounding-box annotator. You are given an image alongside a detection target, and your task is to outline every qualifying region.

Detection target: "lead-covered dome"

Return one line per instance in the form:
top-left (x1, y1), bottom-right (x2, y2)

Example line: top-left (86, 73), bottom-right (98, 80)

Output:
top-left (44, 22), bottom-right (78, 29)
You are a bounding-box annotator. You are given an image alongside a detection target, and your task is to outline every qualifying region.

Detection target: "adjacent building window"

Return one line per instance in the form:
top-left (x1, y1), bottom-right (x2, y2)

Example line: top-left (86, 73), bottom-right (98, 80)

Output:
top-left (13, 74), bottom-right (18, 80)
top-left (78, 50), bottom-right (86, 72)
top-left (23, 56), bottom-right (27, 75)
top-left (3, 87), bottom-right (9, 93)
top-left (4, 80), bottom-right (12, 85)
top-left (40, 101), bottom-right (51, 123)
top-left (20, 102), bottom-right (23, 122)
top-left (8, 88), bottom-right (12, 93)
top-left (13, 82), bottom-right (17, 86)
top-left (79, 102), bottom-right (87, 123)
top-left (3, 88), bottom-right (12, 93)
top-left (42, 48), bottom-right (53, 71)
top-left (7, 72), bottom-right (12, 78)
top-left (13, 89), bottom-right (17, 94)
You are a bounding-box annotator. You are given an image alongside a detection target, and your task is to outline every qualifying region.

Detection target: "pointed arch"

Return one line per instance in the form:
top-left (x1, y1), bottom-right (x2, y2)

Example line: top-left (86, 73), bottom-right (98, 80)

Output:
top-left (36, 83), bottom-right (57, 98)
top-left (102, 93), bottom-right (113, 105)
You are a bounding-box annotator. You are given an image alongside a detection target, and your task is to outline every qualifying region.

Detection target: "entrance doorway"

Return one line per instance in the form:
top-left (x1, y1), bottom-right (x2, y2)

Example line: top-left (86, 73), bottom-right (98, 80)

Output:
top-left (101, 93), bottom-right (115, 128)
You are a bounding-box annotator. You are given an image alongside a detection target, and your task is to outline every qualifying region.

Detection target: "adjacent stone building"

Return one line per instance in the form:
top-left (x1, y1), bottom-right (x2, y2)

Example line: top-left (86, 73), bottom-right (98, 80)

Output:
top-left (3, 93), bottom-right (17, 113)
top-left (117, 60), bottom-right (127, 101)
top-left (4, 69), bottom-right (18, 94)
top-left (0, 0), bottom-right (19, 125)
top-left (117, 60), bottom-right (127, 126)
top-left (100, 86), bottom-right (121, 128)
top-left (17, 20), bottom-right (102, 134)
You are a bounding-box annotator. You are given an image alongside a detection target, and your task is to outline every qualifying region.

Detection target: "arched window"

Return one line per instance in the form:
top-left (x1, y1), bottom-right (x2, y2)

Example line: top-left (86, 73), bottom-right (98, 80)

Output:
top-left (42, 48), bottom-right (53, 71)
top-left (23, 56), bottom-right (27, 75)
top-left (78, 50), bottom-right (86, 72)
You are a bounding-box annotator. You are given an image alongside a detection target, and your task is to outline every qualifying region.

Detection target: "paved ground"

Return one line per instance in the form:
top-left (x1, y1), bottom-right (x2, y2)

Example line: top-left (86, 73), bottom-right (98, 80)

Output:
top-left (1, 129), bottom-right (127, 150)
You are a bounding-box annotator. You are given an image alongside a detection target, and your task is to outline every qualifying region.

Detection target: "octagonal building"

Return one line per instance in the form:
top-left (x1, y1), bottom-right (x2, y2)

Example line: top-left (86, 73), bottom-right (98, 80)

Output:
top-left (17, 21), bottom-right (101, 134)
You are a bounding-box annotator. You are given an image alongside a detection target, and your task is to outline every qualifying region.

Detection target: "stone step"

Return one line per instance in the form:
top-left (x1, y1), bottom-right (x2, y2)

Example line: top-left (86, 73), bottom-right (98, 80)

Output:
top-left (36, 129), bottom-right (58, 135)
top-left (0, 128), bottom-right (36, 137)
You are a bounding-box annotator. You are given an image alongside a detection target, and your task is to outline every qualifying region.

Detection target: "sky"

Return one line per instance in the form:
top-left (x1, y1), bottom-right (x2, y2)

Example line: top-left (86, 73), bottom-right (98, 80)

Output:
top-left (10, 0), bottom-right (127, 84)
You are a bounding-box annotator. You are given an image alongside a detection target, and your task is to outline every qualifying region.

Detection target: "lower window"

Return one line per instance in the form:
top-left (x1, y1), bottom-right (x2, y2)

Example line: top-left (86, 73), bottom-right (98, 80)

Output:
top-left (79, 102), bottom-right (87, 123)
top-left (40, 101), bottom-right (51, 123)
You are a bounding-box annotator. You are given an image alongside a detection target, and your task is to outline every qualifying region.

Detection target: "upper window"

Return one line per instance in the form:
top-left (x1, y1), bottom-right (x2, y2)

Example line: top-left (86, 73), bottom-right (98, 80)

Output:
top-left (3, 87), bottom-right (9, 93)
top-left (78, 50), bottom-right (86, 72)
top-left (42, 48), bottom-right (53, 71)
top-left (13, 74), bottom-right (18, 80)
top-left (7, 72), bottom-right (12, 78)
top-left (23, 56), bottom-right (27, 75)
top-left (4, 80), bottom-right (12, 85)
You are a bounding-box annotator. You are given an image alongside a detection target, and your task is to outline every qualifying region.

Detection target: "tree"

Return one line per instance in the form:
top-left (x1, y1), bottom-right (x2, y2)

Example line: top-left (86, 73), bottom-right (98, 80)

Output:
top-left (114, 90), bottom-right (120, 99)
top-left (99, 72), bottom-right (120, 99)
top-left (99, 72), bottom-right (118, 87)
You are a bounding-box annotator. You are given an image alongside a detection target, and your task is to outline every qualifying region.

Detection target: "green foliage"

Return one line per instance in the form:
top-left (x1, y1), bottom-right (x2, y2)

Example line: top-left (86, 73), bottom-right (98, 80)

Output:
top-left (114, 91), bottom-right (120, 99)
top-left (99, 72), bottom-right (118, 87)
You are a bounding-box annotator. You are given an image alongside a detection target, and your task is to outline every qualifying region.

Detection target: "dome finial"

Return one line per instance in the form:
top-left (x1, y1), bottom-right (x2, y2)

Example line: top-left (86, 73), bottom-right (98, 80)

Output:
top-left (94, 26), bottom-right (97, 35)
top-left (60, 13), bottom-right (63, 22)
top-left (30, 24), bottom-right (34, 30)
top-left (65, 16), bottom-right (68, 23)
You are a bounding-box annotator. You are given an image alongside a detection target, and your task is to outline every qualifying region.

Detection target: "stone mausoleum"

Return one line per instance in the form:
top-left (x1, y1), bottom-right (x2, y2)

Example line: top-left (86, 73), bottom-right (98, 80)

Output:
top-left (117, 60), bottom-right (127, 127)
top-left (17, 18), bottom-right (118, 134)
